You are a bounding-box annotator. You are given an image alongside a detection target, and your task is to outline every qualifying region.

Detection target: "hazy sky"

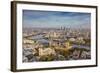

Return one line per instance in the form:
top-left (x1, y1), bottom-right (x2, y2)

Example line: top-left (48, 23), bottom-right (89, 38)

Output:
top-left (23, 10), bottom-right (91, 29)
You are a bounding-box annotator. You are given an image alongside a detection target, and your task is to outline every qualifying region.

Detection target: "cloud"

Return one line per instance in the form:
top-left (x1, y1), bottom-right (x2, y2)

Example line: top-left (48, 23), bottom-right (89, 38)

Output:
top-left (23, 10), bottom-right (91, 29)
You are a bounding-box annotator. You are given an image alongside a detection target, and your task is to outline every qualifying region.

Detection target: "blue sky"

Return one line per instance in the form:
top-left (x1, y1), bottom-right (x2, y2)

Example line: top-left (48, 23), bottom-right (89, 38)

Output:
top-left (23, 10), bottom-right (91, 29)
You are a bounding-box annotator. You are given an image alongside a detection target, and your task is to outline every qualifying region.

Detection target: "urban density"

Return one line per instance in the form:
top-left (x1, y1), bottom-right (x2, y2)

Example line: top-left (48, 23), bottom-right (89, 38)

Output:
top-left (23, 27), bottom-right (91, 62)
